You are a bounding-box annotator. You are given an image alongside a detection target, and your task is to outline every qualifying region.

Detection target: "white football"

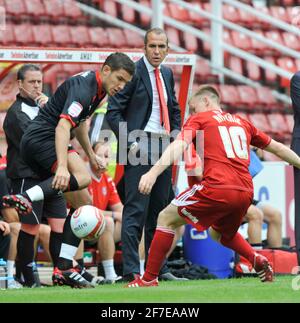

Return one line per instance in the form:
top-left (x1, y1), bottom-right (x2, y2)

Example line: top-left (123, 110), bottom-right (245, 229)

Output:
top-left (70, 205), bottom-right (106, 241)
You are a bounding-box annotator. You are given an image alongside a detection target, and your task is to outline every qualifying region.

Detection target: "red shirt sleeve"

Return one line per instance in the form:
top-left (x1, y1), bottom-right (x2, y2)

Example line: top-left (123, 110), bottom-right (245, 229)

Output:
top-left (107, 176), bottom-right (121, 207)
top-left (247, 120), bottom-right (272, 149)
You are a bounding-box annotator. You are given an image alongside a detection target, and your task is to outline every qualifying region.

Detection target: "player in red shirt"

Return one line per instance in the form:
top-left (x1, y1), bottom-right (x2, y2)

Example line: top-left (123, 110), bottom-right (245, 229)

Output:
top-left (127, 85), bottom-right (300, 287)
top-left (88, 141), bottom-right (123, 282)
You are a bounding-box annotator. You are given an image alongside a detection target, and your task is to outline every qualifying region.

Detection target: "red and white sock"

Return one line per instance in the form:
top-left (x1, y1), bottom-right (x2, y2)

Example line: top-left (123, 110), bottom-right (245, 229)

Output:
top-left (143, 226), bottom-right (175, 282)
top-left (221, 232), bottom-right (255, 265)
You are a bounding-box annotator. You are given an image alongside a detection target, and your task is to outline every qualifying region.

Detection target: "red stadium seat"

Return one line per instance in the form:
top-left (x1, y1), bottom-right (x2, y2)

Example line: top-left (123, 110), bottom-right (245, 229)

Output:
top-left (248, 113), bottom-right (272, 133)
top-left (167, 3), bottom-right (190, 22)
top-left (123, 29), bottom-right (144, 48)
top-left (120, 3), bottom-right (136, 24)
top-left (263, 56), bottom-right (278, 84)
top-left (223, 5), bottom-right (240, 24)
top-left (51, 25), bottom-right (72, 47)
top-left (250, 30), bottom-right (269, 55)
top-left (0, 24), bottom-right (16, 45)
top-left (69, 26), bottom-right (92, 48)
top-left (286, 6), bottom-right (300, 24)
top-left (218, 85), bottom-right (241, 108)
top-left (269, 6), bottom-right (289, 23)
top-left (88, 27), bottom-right (109, 48)
top-left (63, 0), bottom-right (88, 25)
top-left (285, 114), bottom-right (294, 133)
top-left (227, 56), bottom-right (243, 76)
top-left (255, 86), bottom-right (279, 111)
top-left (188, 2), bottom-right (207, 27)
top-left (23, 0), bottom-right (47, 23)
top-left (277, 57), bottom-right (296, 87)
top-left (238, 7), bottom-right (257, 27)
top-left (102, 0), bottom-right (118, 18)
top-left (281, 32), bottom-right (300, 52)
top-left (4, 0), bottom-right (27, 21)
top-left (264, 30), bottom-right (284, 56)
top-left (106, 28), bottom-right (127, 48)
top-left (194, 57), bottom-right (219, 83)
top-left (43, 0), bottom-right (66, 23)
top-left (32, 24), bottom-right (54, 47)
top-left (267, 113), bottom-right (289, 135)
top-left (237, 86), bottom-right (258, 110)
top-left (245, 61), bottom-right (261, 82)
top-left (182, 32), bottom-right (199, 53)
top-left (166, 27), bottom-right (181, 47)
top-left (138, 0), bottom-right (151, 27)
top-left (231, 31), bottom-right (252, 51)
top-left (13, 24), bottom-right (34, 46)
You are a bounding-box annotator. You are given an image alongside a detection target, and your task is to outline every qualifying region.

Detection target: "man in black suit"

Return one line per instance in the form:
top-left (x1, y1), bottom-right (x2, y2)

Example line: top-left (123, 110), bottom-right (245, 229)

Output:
top-left (290, 72), bottom-right (300, 266)
top-left (106, 28), bottom-right (184, 281)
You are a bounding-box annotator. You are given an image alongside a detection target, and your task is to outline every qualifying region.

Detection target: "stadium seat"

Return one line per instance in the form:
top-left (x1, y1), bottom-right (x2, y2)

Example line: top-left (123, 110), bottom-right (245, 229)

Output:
top-left (120, 3), bottom-right (136, 24)
top-left (218, 85), bottom-right (242, 108)
top-left (248, 113), bottom-right (272, 133)
top-left (286, 6), bottom-right (300, 25)
top-left (227, 56), bottom-right (243, 76)
top-left (166, 27), bottom-right (181, 47)
top-left (238, 7), bottom-right (258, 27)
top-left (102, 0), bottom-right (118, 18)
top-left (255, 86), bottom-right (279, 111)
top-left (194, 57), bottom-right (219, 83)
top-left (167, 3), bottom-right (190, 22)
top-left (32, 24), bottom-right (54, 47)
top-left (106, 28), bottom-right (127, 48)
top-left (88, 27), bottom-right (109, 48)
top-left (267, 113), bottom-right (290, 138)
top-left (235, 111), bottom-right (249, 121)
top-left (237, 86), bottom-right (258, 110)
top-left (0, 24), bottom-right (16, 46)
top-left (43, 0), bottom-right (66, 24)
top-left (222, 5), bottom-right (240, 24)
top-left (188, 2), bottom-right (207, 27)
top-left (138, 0), bottom-right (151, 27)
top-left (51, 25), bottom-right (73, 47)
top-left (263, 56), bottom-right (278, 84)
top-left (62, 64), bottom-right (82, 77)
top-left (281, 32), bottom-right (300, 52)
top-left (245, 61), bottom-right (261, 82)
top-left (250, 30), bottom-right (270, 55)
top-left (13, 24), bottom-right (34, 46)
top-left (63, 0), bottom-right (88, 25)
top-left (269, 6), bottom-right (289, 24)
top-left (4, 0), bottom-right (27, 22)
top-left (123, 29), bottom-right (144, 48)
top-left (69, 26), bottom-right (92, 48)
top-left (264, 30), bottom-right (284, 56)
top-left (231, 31), bottom-right (252, 51)
top-left (182, 32), bottom-right (199, 53)
top-left (277, 57), bottom-right (296, 87)
top-left (23, 0), bottom-right (47, 23)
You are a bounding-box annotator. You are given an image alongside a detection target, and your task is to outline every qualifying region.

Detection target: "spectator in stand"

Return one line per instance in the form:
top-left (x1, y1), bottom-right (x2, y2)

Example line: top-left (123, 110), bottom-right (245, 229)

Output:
top-left (106, 28), bottom-right (184, 282)
top-left (290, 71), bottom-right (300, 266)
top-left (126, 85), bottom-right (300, 287)
top-left (2, 54), bottom-right (135, 288)
top-left (87, 140), bottom-right (123, 283)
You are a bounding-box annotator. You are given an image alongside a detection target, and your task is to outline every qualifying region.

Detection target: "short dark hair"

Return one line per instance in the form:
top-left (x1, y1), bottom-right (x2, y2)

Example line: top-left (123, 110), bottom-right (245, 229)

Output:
top-left (144, 28), bottom-right (168, 46)
top-left (103, 52), bottom-right (135, 76)
top-left (193, 85), bottom-right (220, 104)
top-left (17, 64), bottom-right (42, 81)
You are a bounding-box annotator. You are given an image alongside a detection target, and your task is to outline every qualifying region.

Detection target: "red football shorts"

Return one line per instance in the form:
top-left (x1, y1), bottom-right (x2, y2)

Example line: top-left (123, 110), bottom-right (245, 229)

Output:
top-left (172, 184), bottom-right (253, 240)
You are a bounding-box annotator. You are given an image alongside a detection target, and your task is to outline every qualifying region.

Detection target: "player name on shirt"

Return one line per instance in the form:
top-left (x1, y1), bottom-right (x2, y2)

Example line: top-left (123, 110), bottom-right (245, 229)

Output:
top-left (212, 111), bottom-right (242, 125)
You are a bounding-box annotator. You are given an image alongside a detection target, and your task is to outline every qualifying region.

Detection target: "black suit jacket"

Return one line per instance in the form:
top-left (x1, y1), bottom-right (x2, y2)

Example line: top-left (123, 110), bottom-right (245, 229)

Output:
top-left (106, 58), bottom-right (181, 160)
top-left (290, 71), bottom-right (300, 141)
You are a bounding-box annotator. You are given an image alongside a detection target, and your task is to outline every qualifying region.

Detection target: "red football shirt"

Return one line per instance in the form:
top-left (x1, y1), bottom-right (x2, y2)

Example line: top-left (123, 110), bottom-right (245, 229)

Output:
top-left (179, 110), bottom-right (271, 192)
top-left (88, 172), bottom-right (121, 210)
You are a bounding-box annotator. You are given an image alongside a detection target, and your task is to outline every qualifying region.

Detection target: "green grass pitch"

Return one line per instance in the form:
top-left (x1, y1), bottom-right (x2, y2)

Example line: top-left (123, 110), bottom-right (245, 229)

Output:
top-left (0, 276), bottom-right (299, 303)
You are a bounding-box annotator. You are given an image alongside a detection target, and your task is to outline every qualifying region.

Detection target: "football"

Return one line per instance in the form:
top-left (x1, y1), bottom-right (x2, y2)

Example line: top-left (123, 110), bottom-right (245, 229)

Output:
top-left (70, 205), bottom-right (106, 241)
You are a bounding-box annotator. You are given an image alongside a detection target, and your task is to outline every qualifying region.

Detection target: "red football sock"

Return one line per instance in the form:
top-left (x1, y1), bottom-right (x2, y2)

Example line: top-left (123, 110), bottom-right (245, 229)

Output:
top-left (143, 227), bottom-right (175, 282)
top-left (221, 232), bottom-right (255, 265)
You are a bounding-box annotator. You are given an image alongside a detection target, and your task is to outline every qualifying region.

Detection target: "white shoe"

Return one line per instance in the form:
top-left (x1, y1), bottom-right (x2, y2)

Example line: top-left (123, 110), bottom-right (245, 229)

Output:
top-left (7, 279), bottom-right (23, 289)
top-left (103, 275), bottom-right (122, 284)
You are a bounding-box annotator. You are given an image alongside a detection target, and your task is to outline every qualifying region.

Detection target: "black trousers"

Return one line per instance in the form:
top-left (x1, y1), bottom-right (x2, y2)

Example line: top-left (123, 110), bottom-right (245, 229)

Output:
top-left (292, 137), bottom-right (300, 266)
top-left (121, 136), bottom-right (172, 276)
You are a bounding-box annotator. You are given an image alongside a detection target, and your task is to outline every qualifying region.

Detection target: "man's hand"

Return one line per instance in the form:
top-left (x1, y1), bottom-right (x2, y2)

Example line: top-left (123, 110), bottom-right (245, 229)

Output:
top-left (35, 92), bottom-right (49, 108)
top-left (0, 221), bottom-right (10, 236)
top-left (90, 153), bottom-right (106, 173)
top-left (52, 165), bottom-right (70, 191)
top-left (138, 170), bottom-right (158, 195)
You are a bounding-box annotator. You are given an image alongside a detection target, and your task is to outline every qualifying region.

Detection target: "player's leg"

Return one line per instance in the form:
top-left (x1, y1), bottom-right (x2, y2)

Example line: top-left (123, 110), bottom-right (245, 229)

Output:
top-left (245, 204), bottom-right (264, 248)
top-left (127, 203), bottom-right (185, 287)
top-left (258, 203), bottom-right (282, 248)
